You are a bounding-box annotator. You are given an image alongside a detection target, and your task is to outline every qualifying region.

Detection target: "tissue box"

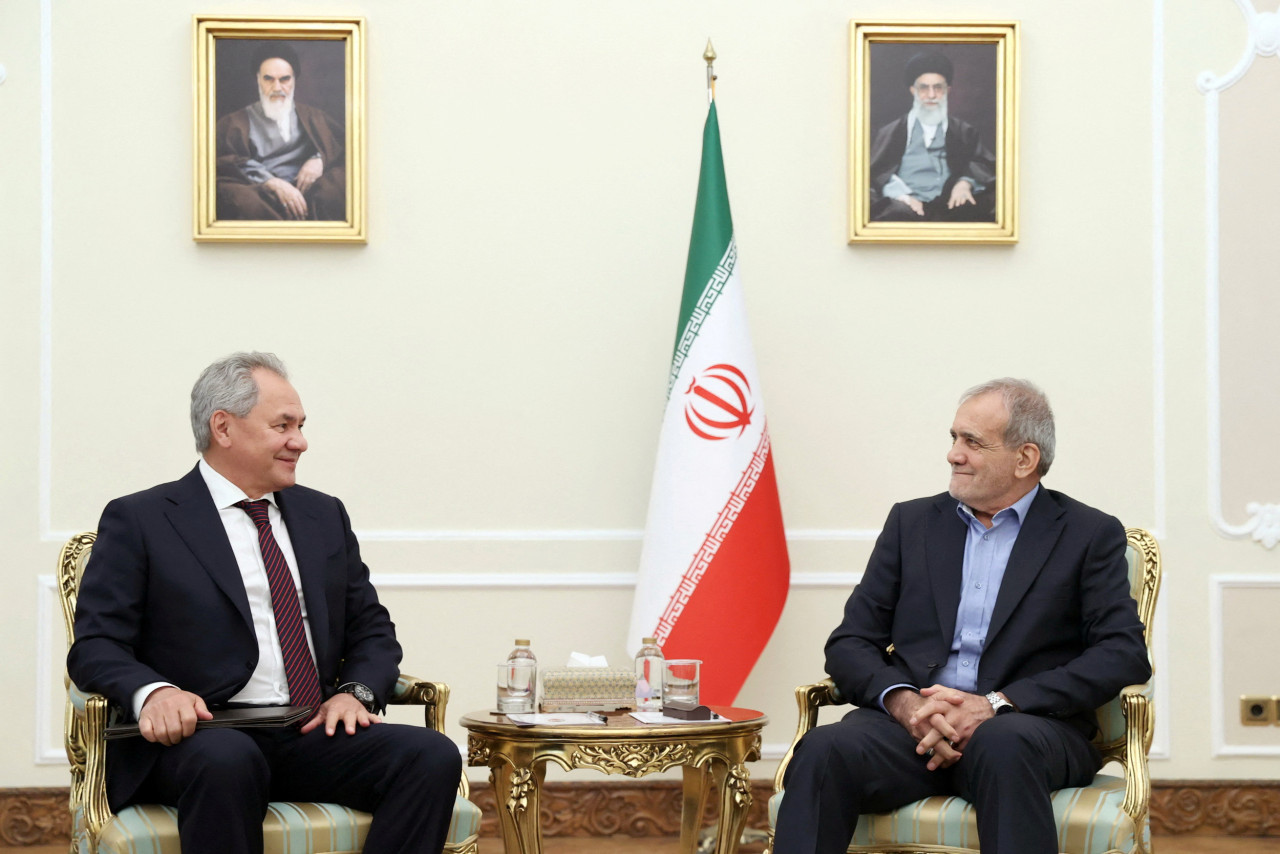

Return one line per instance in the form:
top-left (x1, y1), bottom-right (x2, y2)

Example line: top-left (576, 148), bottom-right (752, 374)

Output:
top-left (540, 667), bottom-right (637, 713)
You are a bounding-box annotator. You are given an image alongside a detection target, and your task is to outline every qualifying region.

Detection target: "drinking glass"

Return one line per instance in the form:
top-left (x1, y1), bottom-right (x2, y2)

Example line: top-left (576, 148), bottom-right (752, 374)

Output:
top-left (496, 661), bottom-right (537, 713)
top-left (662, 659), bottom-right (701, 705)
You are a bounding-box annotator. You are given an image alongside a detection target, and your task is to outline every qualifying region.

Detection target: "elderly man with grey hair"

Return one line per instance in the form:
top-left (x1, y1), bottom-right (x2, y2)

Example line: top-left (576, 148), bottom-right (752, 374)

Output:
top-left (772, 378), bottom-right (1151, 854)
top-left (68, 352), bottom-right (461, 854)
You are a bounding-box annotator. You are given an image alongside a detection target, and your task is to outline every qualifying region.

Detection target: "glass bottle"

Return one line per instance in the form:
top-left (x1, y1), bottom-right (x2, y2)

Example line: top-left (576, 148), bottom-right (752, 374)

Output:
top-left (634, 637), bottom-right (664, 711)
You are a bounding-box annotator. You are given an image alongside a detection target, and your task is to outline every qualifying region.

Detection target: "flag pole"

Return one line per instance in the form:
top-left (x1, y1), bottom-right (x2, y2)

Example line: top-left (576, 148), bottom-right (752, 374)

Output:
top-left (704, 38), bottom-right (717, 103)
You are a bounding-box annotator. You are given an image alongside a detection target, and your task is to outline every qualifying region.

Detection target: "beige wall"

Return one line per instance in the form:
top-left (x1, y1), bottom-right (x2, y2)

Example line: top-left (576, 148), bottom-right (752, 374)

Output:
top-left (2, 0), bottom-right (1278, 787)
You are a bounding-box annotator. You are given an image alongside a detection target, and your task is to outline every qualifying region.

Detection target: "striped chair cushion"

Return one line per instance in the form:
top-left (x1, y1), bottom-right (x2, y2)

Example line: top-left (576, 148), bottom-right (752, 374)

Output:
top-left (86, 795), bottom-right (481, 854)
top-left (768, 774), bottom-right (1147, 854)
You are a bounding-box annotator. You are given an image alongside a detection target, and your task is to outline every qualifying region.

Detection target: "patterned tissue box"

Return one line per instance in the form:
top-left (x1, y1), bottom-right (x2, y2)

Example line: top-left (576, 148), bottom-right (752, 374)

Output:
top-left (540, 667), bottom-right (637, 713)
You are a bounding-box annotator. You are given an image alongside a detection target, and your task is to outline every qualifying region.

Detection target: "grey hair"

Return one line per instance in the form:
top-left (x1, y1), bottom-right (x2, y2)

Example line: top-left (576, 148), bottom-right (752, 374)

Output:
top-left (190, 352), bottom-right (289, 452)
top-left (959, 378), bottom-right (1055, 476)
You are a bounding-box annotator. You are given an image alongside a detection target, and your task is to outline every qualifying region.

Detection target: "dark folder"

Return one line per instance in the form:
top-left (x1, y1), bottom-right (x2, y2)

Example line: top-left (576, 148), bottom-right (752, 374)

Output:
top-left (104, 705), bottom-right (314, 740)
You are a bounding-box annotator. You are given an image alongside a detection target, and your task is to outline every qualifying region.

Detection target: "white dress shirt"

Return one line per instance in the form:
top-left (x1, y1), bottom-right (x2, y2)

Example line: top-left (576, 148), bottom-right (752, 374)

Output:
top-left (130, 459), bottom-right (318, 718)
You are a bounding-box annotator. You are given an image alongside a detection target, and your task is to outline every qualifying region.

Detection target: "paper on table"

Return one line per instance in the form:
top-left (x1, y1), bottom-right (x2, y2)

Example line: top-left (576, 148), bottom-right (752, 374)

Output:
top-left (505, 713), bottom-right (608, 727)
top-left (629, 711), bottom-right (730, 724)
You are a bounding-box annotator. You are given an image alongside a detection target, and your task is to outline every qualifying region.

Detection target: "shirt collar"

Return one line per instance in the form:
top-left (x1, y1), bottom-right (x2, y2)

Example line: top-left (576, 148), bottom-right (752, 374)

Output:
top-left (956, 483), bottom-right (1040, 527)
top-left (198, 458), bottom-right (279, 511)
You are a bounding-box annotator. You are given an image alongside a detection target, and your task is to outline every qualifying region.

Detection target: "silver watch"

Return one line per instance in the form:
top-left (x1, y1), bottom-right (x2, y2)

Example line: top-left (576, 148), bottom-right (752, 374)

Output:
top-left (985, 691), bottom-right (1015, 715)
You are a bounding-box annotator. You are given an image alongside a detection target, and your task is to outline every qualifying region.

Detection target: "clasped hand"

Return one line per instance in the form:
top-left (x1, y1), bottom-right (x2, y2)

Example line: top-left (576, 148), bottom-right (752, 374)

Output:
top-left (139, 686), bottom-right (380, 746)
top-left (885, 685), bottom-right (995, 771)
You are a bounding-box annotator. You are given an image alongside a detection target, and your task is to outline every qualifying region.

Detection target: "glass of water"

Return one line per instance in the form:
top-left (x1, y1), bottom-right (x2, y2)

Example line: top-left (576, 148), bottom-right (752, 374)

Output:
top-left (662, 659), bottom-right (701, 705)
top-left (496, 661), bottom-right (537, 713)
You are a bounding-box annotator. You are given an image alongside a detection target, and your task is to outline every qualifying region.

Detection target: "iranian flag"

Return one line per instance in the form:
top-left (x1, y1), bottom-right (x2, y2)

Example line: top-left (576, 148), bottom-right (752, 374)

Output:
top-left (628, 100), bottom-right (790, 705)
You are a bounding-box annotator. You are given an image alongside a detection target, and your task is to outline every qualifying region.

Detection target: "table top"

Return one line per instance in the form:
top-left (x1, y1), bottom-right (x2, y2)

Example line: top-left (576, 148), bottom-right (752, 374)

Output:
top-left (460, 707), bottom-right (767, 740)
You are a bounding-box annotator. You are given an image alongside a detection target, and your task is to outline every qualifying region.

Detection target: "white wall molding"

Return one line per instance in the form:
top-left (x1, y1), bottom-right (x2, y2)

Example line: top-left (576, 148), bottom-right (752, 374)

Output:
top-left (1151, 0), bottom-right (1168, 540)
top-left (38, 0), bottom-right (54, 541)
top-left (1202, 0), bottom-right (1280, 547)
top-left (1151, 593), bottom-right (1171, 760)
top-left (35, 576), bottom-right (63, 765)
top-left (357, 527), bottom-right (881, 544)
top-left (369, 571), bottom-right (860, 590)
top-left (45, 526), bottom-right (883, 546)
top-left (1209, 574), bottom-right (1280, 757)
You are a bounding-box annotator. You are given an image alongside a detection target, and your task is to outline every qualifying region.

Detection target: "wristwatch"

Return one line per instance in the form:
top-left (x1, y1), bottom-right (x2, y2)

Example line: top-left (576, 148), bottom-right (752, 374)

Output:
top-left (985, 691), bottom-right (1016, 716)
top-left (337, 682), bottom-right (377, 713)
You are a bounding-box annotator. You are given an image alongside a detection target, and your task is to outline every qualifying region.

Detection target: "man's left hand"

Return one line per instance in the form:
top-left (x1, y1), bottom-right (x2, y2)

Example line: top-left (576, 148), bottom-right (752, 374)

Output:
top-left (299, 691), bottom-right (382, 736)
top-left (947, 180), bottom-right (976, 209)
top-left (909, 684), bottom-right (995, 750)
top-left (294, 156), bottom-right (324, 194)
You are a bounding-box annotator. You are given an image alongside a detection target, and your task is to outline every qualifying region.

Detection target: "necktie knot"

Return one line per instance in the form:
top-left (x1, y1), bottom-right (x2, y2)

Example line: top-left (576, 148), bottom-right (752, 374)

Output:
top-left (237, 499), bottom-right (271, 525)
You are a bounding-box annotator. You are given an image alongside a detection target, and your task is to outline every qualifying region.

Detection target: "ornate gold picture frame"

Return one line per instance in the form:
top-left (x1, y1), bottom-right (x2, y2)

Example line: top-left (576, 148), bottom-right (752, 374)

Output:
top-left (194, 16), bottom-right (366, 243)
top-left (850, 21), bottom-right (1018, 244)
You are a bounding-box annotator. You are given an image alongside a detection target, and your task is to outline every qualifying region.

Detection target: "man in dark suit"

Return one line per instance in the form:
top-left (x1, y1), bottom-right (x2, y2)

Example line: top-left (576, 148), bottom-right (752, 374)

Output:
top-left (67, 352), bottom-right (461, 854)
top-left (772, 378), bottom-right (1151, 854)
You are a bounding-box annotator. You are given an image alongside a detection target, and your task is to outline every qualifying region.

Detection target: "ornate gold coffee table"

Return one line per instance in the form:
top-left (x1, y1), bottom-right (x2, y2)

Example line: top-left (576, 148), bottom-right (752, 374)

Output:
top-left (460, 707), bottom-right (767, 854)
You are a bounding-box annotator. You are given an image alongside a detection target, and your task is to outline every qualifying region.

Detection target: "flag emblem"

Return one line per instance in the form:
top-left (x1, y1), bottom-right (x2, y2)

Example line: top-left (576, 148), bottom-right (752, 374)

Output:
top-left (684, 363), bottom-right (754, 441)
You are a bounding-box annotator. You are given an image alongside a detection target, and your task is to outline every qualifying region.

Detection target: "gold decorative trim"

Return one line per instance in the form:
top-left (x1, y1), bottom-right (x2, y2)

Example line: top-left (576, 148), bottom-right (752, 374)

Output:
top-left (5, 781), bottom-right (1277, 845)
top-left (501, 767), bottom-right (535, 817)
top-left (572, 743), bottom-right (695, 777)
top-left (727, 765), bottom-right (754, 810)
top-left (467, 735), bottom-right (490, 767)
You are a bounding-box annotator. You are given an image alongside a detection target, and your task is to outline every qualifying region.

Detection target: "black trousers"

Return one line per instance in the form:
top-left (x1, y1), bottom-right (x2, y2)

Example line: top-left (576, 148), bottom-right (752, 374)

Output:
top-left (772, 706), bottom-right (1101, 854)
top-left (132, 722), bottom-right (462, 854)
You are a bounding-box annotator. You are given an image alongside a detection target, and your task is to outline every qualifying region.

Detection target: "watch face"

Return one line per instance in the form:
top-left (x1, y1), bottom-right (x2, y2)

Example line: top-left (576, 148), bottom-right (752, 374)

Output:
top-left (344, 683), bottom-right (375, 709)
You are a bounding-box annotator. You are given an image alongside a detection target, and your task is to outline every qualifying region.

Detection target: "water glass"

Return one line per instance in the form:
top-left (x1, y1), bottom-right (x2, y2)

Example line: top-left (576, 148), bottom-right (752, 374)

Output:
top-left (662, 659), bottom-right (701, 705)
top-left (496, 661), bottom-right (537, 713)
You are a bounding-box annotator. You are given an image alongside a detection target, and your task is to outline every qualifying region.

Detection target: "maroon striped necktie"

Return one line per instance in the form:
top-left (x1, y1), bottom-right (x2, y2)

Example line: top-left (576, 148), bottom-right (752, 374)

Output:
top-left (237, 499), bottom-right (323, 712)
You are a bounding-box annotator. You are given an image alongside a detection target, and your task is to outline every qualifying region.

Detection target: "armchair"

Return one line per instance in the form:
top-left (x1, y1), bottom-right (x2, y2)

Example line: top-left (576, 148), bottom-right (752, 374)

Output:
top-left (766, 527), bottom-right (1162, 854)
top-left (57, 531), bottom-right (481, 854)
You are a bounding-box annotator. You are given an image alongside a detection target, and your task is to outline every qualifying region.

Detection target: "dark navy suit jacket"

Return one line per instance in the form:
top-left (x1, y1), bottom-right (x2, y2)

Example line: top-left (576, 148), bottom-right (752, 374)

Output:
top-left (67, 465), bottom-right (401, 808)
top-left (824, 488), bottom-right (1151, 740)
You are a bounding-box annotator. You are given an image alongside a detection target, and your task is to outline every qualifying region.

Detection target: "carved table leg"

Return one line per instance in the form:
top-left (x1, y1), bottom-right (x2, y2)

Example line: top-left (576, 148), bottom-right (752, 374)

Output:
top-left (679, 762), bottom-right (712, 854)
top-left (490, 760), bottom-right (546, 854)
top-left (708, 760), bottom-right (753, 854)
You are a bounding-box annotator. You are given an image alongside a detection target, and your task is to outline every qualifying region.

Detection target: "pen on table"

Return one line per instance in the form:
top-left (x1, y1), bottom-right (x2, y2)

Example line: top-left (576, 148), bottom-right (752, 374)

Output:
top-left (587, 712), bottom-right (607, 723)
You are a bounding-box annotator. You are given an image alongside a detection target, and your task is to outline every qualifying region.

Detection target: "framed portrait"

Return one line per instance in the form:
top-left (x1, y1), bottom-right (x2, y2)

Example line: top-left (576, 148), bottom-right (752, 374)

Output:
top-left (850, 21), bottom-right (1019, 244)
top-left (194, 16), bottom-right (366, 243)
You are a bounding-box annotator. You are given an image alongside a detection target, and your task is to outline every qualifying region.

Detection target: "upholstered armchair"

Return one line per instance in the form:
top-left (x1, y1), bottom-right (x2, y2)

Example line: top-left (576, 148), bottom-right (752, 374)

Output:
top-left (57, 531), bottom-right (482, 854)
top-left (766, 527), bottom-right (1162, 854)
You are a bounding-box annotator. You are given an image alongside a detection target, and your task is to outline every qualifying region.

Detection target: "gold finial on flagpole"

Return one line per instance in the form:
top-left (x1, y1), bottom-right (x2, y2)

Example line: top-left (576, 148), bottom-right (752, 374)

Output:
top-left (704, 39), bottom-right (717, 103)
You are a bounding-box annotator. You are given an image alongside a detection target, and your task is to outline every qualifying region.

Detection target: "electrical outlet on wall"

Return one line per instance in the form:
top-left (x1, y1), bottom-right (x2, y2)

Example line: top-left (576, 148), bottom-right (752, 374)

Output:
top-left (1240, 695), bottom-right (1277, 725)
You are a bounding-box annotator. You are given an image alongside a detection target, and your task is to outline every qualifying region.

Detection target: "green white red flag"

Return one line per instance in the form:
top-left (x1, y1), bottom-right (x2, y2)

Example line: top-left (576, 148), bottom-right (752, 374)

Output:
top-left (628, 101), bottom-right (790, 705)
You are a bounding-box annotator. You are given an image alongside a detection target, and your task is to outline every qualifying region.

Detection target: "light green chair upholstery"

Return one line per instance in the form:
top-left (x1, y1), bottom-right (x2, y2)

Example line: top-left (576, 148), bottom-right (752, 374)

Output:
top-left (766, 527), bottom-right (1162, 854)
top-left (59, 531), bottom-right (481, 854)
